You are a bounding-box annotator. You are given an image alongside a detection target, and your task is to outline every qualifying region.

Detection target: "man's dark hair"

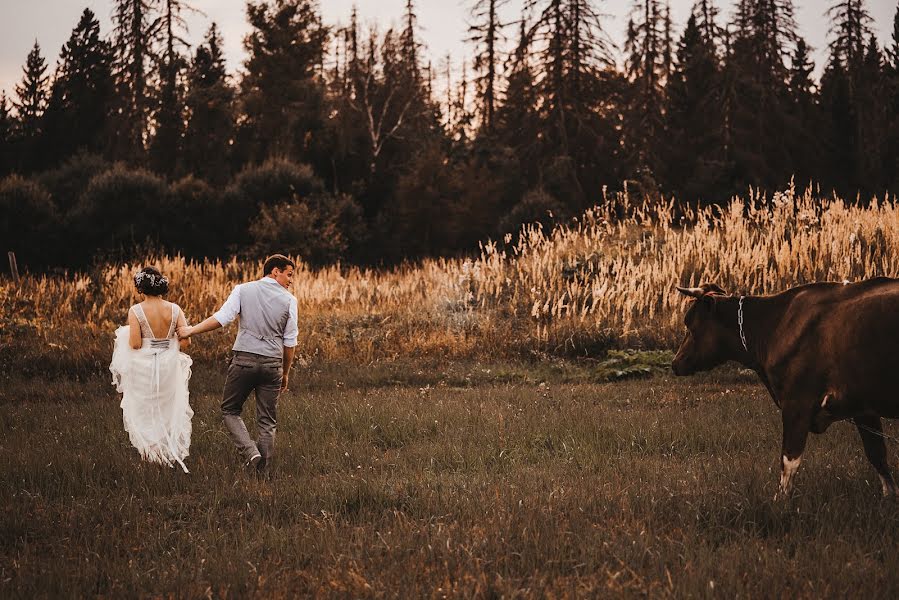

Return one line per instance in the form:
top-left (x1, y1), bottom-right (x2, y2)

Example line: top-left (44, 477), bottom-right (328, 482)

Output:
top-left (134, 266), bottom-right (169, 296)
top-left (263, 254), bottom-right (296, 275)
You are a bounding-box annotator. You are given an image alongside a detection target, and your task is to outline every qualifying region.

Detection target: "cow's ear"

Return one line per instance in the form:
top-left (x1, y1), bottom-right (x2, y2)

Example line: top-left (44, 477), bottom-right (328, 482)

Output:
top-left (676, 286), bottom-right (705, 299)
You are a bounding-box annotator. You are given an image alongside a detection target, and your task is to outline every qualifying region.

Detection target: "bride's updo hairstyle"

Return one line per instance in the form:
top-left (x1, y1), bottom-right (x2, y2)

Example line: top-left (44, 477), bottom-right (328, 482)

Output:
top-left (134, 267), bottom-right (169, 296)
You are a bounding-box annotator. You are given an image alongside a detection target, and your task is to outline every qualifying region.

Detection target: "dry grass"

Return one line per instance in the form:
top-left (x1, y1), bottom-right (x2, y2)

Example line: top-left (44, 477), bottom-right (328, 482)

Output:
top-left (3, 184), bottom-right (898, 375)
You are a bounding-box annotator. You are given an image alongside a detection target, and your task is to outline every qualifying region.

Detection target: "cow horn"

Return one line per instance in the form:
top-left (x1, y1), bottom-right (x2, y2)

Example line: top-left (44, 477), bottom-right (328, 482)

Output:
top-left (676, 286), bottom-right (706, 298)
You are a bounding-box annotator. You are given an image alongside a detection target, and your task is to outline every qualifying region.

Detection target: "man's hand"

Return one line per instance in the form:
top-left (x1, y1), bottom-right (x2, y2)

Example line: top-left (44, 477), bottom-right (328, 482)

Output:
top-left (177, 325), bottom-right (194, 339)
top-left (281, 345), bottom-right (296, 393)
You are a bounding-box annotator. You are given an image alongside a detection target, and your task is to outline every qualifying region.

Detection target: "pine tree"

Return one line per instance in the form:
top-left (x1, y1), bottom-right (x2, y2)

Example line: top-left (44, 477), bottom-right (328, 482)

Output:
top-left (496, 19), bottom-right (539, 164)
top-left (694, 0), bottom-right (723, 46)
top-left (0, 93), bottom-right (13, 175)
top-left (785, 37), bottom-right (824, 188)
top-left (661, 3), bottom-right (673, 81)
top-left (111, 0), bottom-right (161, 160)
top-left (886, 2), bottom-right (899, 190)
top-left (238, 0), bottom-right (328, 163)
top-left (451, 60), bottom-right (474, 145)
top-left (625, 0), bottom-right (669, 176)
top-left (889, 3), bottom-right (899, 72)
top-left (726, 0), bottom-right (798, 190)
top-left (317, 10), bottom-right (370, 196)
top-left (856, 34), bottom-right (886, 189)
top-left (666, 12), bottom-right (726, 201)
top-left (820, 0), bottom-right (876, 194)
top-left (149, 0), bottom-right (192, 175)
top-left (468, 0), bottom-right (508, 132)
top-left (827, 0), bottom-right (872, 71)
top-left (14, 42), bottom-right (49, 141)
top-left (524, 0), bottom-right (618, 207)
top-left (41, 9), bottom-right (114, 166)
top-left (401, 0), bottom-right (421, 79)
top-left (789, 38), bottom-right (814, 100)
top-left (183, 23), bottom-right (235, 185)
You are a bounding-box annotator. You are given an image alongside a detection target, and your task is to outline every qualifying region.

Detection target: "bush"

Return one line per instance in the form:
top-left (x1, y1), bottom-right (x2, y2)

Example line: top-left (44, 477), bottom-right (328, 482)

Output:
top-left (0, 175), bottom-right (58, 268)
top-left (71, 165), bottom-right (168, 261)
top-left (542, 155), bottom-right (584, 209)
top-left (38, 152), bottom-right (111, 216)
top-left (499, 188), bottom-right (567, 236)
top-left (249, 193), bottom-right (364, 266)
top-left (163, 176), bottom-right (222, 258)
top-left (220, 158), bottom-right (325, 248)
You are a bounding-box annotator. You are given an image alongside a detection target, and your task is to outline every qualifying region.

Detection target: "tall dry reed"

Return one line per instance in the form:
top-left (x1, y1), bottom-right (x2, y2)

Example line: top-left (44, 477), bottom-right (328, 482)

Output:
top-left (2, 184), bottom-right (897, 373)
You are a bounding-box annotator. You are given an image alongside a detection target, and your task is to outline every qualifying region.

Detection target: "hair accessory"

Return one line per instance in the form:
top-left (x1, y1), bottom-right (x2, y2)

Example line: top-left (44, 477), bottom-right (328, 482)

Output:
top-left (134, 271), bottom-right (169, 288)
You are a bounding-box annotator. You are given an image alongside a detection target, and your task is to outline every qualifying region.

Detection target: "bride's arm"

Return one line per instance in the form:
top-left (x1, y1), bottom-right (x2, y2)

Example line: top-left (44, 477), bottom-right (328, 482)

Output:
top-left (127, 307), bottom-right (142, 349)
top-left (176, 307), bottom-right (191, 351)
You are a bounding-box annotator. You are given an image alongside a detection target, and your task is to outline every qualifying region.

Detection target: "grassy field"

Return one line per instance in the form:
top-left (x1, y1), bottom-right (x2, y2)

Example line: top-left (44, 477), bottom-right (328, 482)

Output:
top-left (4, 361), bottom-right (899, 598)
top-left (5, 186), bottom-right (899, 597)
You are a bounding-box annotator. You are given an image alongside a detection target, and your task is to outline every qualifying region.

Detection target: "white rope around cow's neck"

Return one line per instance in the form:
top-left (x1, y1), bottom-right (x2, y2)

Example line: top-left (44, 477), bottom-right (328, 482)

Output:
top-left (738, 296), bottom-right (748, 352)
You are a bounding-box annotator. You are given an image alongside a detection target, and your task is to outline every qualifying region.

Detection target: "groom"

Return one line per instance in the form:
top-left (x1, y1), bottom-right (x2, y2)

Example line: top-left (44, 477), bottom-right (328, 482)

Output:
top-left (178, 254), bottom-right (298, 476)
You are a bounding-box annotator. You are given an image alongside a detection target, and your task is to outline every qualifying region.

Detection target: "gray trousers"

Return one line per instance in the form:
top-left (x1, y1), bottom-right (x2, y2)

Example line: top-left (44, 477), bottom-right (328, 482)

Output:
top-left (221, 351), bottom-right (282, 463)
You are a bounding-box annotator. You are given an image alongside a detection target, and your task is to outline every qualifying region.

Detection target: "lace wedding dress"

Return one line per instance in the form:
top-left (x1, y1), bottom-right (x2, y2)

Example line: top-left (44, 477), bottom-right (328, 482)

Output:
top-left (110, 303), bottom-right (193, 472)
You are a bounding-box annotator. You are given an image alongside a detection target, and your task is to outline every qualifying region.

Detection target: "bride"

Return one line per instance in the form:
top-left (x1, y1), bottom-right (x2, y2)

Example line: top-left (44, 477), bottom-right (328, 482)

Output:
top-left (110, 266), bottom-right (194, 472)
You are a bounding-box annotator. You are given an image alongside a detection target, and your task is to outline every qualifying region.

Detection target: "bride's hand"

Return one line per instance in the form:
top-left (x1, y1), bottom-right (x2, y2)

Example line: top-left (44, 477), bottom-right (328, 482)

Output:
top-left (177, 325), bottom-right (193, 339)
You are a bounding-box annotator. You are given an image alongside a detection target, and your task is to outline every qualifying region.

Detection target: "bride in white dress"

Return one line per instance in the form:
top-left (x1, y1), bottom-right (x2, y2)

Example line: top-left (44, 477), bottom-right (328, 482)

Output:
top-left (110, 267), bottom-right (194, 472)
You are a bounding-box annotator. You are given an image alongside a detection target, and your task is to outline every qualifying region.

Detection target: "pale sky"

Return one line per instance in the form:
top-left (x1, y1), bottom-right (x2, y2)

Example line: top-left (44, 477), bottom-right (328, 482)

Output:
top-left (0, 1), bottom-right (897, 101)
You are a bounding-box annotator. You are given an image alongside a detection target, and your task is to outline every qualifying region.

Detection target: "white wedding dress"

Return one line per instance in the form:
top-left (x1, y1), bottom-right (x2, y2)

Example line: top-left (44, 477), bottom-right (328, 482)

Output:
top-left (110, 303), bottom-right (194, 472)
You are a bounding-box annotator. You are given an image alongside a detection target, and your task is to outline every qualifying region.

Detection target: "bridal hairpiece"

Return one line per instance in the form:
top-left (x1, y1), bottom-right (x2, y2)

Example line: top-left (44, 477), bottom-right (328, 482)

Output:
top-left (135, 271), bottom-right (169, 288)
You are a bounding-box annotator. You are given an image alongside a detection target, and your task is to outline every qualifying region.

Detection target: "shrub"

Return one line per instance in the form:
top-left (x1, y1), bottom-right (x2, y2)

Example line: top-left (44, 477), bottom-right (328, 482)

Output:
top-left (499, 188), bottom-right (567, 236)
top-left (38, 152), bottom-right (111, 216)
top-left (221, 158), bottom-right (325, 248)
top-left (163, 175), bottom-right (221, 258)
top-left (542, 155), bottom-right (583, 209)
top-left (71, 165), bottom-right (168, 261)
top-left (0, 175), bottom-right (58, 268)
top-left (249, 192), bottom-right (364, 266)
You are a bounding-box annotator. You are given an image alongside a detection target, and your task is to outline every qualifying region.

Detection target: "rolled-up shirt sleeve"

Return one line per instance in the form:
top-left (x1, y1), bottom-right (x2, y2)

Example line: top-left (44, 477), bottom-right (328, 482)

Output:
top-left (212, 284), bottom-right (242, 327)
top-left (283, 296), bottom-right (299, 347)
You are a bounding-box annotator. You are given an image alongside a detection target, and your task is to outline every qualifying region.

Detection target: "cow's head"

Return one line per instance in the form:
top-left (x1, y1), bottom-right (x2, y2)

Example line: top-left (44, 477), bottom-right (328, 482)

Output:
top-left (672, 283), bottom-right (732, 376)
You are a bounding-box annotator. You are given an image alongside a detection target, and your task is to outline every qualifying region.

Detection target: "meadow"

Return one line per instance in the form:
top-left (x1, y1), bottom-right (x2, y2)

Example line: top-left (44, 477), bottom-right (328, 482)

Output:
top-left (4, 185), bottom-right (899, 597)
top-left (4, 366), bottom-right (899, 597)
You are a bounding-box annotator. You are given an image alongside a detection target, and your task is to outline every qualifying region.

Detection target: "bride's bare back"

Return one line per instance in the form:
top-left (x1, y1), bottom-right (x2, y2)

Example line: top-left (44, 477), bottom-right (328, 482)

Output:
top-left (128, 298), bottom-right (189, 349)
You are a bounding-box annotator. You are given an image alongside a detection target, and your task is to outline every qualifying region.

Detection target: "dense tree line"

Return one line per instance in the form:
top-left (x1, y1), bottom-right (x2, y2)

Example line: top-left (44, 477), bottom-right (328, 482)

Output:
top-left (2, 0), bottom-right (899, 270)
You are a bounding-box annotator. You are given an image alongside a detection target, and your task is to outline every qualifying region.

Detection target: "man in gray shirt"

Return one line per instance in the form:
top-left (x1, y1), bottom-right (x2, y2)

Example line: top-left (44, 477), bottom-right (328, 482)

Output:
top-left (179, 254), bottom-right (299, 476)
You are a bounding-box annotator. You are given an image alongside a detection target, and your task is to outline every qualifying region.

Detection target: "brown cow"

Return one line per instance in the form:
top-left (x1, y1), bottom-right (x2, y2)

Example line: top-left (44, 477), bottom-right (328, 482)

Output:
top-left (672, 278), bottom-right (899, 499)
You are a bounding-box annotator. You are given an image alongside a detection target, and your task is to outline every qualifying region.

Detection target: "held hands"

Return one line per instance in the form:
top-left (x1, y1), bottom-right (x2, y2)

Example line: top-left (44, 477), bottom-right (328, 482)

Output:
top-left (177, 325), bottom-right (194, 340)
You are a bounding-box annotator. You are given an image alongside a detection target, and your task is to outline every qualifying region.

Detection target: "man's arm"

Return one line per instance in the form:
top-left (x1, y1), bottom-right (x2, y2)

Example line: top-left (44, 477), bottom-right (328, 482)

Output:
top-left (280, 296), bottom-right (299, 391)
top-left (178, 316), bottom-right (222, 339)
top-left (178, 284), bottom-right (241, 339)
top-left (281, 346), bottom-right (296, 391)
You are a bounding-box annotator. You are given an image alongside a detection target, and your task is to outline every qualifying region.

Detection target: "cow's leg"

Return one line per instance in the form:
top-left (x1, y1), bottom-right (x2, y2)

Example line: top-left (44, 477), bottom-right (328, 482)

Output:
top-left (854, 416), bottom-right (897, 497)
top-left (775, 406), bottom-right (811, 500)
